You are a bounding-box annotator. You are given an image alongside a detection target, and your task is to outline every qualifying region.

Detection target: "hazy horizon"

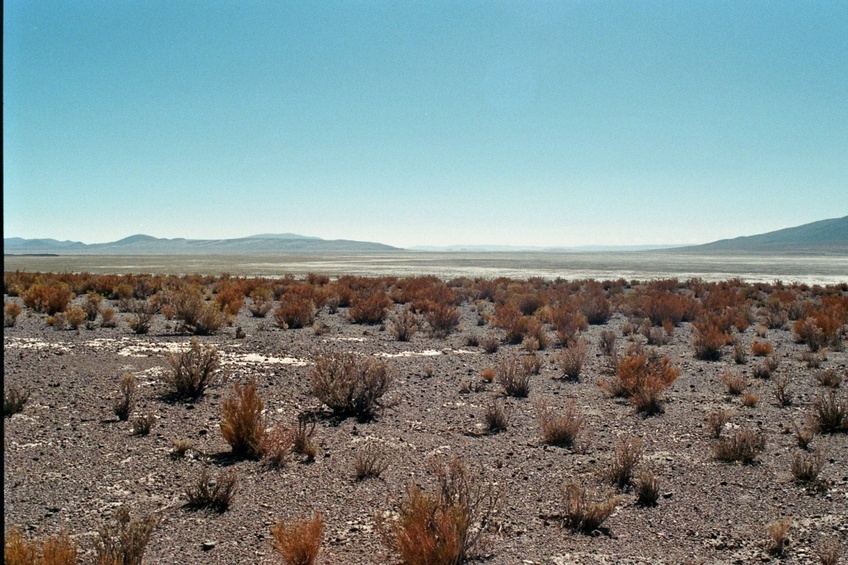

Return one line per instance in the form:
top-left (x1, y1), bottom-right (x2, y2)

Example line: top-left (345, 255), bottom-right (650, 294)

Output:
top-left (4, 1), bottom-right (847, 248)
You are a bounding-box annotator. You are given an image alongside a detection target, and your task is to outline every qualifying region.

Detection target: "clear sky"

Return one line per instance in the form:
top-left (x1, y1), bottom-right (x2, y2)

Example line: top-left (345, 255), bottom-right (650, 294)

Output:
top-left (4, 1), bottom-right (847, 248)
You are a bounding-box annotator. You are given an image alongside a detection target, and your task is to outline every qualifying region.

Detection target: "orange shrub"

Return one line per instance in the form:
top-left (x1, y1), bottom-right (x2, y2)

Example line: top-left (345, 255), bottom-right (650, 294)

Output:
top-left (750, 339), bottom-right (773, 356)
top-left (274, 292), bottom-right (316, 329)
top-left (221, 380), bottom-right (266, 459)
top-left (600, 353), bottom-right (680, 414)
top-left (423, 301), bottom-right (461, 338)
top-left (270, 513), bottom-right (324, 565)
top-left (349, 289), bottom-right (392, 324)
top-left (21, 281), bottom-right (73, 314)
top-left (693, 316), bottom-right (731, 360)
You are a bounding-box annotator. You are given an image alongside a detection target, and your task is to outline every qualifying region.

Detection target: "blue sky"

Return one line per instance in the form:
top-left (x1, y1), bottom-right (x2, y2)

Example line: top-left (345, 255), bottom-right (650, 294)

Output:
top-left (4, 0), bottom-right (847, 248)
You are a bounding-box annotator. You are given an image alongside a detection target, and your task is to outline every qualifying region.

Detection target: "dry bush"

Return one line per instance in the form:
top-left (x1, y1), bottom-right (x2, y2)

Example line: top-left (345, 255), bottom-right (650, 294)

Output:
top-left (388, 308), bottom-right (419, 341)
top-left (751, 339), bottom-right (773, 356)
top-left (773, 376), bottom-right (794, 407)
top-left (292, 419), bottom-right (319, 462)
top-left (113, 373), bottom-right (137, 421)
top-left (185, 468), bottom-right (237, 512)
top-left (638, 289), bottom-right (698, 326)
top-left (812, 390), bottom-right (848, 433)
top-left (261, 426), bottom-right (295, 468)
top-left (96, 505), bottom-right (158, 565)
top-left (165, 338), bottom-right (220, 400)
top-left (4, 385), bottom-right (30, 417)
top-left (481, 334), bottom-right (499, 354)
top-left (274, 293), bottom-right (316, 329)
top-left (270, 513), bottom-right (324, 565)
top-left (312, 352), bottom-right (394, 419)
top-left (221, 380), bottom-right (266, 459)
top-left (535, 400), bottom-right (584, 447)
top-left (131, 413), bottom-right (155, 436)
top-left (424, 302), bottom-right (461, 338)
top-left (170, 438), bottom-right (194, 459)
top-left (605, 437), bottom-right (643, 489)
top-left (213, 284), bottom-right (244, 318)
top-left (494, 302), bottom-right (544, 345)
top-left (714, 429), bottom-right (766, 464)
top-left (548, 303), bottom-right (589, 345)
top-left (480, 367), bottom-right (496, 383)
top-left (193, 302), bottom-right (225, 335)
top-left (349, 289), bottom-right (392, 324)
top-left (792, 420), bottom-right (815, 450)
top-left (635, 470), bottom-right (660, 507)
top-left (127, 298), bottom-right (158, 334)
top-left (791, 450), bottom-right (825, 484)
top-left (721, 371), bottom-right (746, 395)
top-left (4, 300), bottom-right (23, 327)
top-left (521, 352), bottom-right (542, 375)
top-left (741, 391), bottom-right (760, 407)
top-left (692, 319), bottom-right (729, 360)
top-left (732, 341), bottom-right (748, 364)
top-left (496, 358), bottom-right (531, 398)
top-left (816, 538), bottom-right (843, 565)
top-left (4, 528), bottom-right (78, 565)
top-left (706, 409), bottom-right (732, 438)
top-left (578, 286), bottom-right (612, 325)
top-left (599, 330), bottom-right (616, 356)
top-left (483, 399), bottom-right (509, 434)
top-left (84, 292), bottom-right (103, 321)
top-left (752, 356), bottom-right (780, 379)
top-left (21, 281), bottom-right (73, 314)
top-left (100, 306), bottom-right (116, 327)
top-left (354, 442), bottom-right (390, 480)
top-left (767, 517), bottom-right (792, 557)
top-left (378, 456), bottom-right (500, 565)
top-left (248, 287), bottom-right (274, 318)
top-left (64, 306), bottom-right (86, 330)
top-left (560, 482), bottom-right (622, 533)
top-left (815, 369), bottom-right (842, 388)
top-left (555, 339), bottom-right (588, 380)
top-left (599, 353), bottom-right (679, 415)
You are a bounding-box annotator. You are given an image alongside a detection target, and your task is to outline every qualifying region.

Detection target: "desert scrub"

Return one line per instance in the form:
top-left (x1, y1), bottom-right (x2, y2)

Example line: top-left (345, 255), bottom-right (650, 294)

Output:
top-left (113, 373), bottom-right (137, 421)
top-left (354, 442), bottom-right (390, 480)
top-left (635, 470), bottom-right (660, 507)
top-left (721, 371), bottom-right (746, 395)
top-left (185, 468), bottom-right (237, 512)
top-left (482, 399), bottom-right (509, 434)
top-left (311, 352), bottom-right (394, 419)
top-left (424, 301), bottom-right (461, 338)
top-left (555, 338), bottom-right (588, 380)
top-left (560, 482), bottom-right (622, 533)
top-left (811, 390), bottom-right (848, 433)
top-left (706, 409), bottom-right (732, 438)
top-left (4, 300), bottom-right (22, 327)
top-left (767, 517), bottom-right (792, 557)
top-left (387, 308), bottom-right (419, 341)
top-left (4, 385), bottom-right (30, 417)
top-left (270, 513), bottom-right (324, 565)
top-left (791, 450), bottom-right (825, 484)
top-left (378, 456), bottom-right (500, 565)
top-left (4, 528), bottom-right (78, 565)
top-left (496, 357), bottom-right (532, 397)
top-left (535, 399), bottom-right (584, 447)
top-left (605, 436), bottom-right (643, 489)
top-left (220, 380), bottom-right (266, 459)
top-left (261, 427), bottom-right (295, 469)
top-left (599, 353), bottom-right (680, 415)
top-left (714, 429), bottom-right (766, 464)
top-left (165, 338), bottom-right (220, 400)
top-left (96, 505), bottom-right (158, 565)
top-left (131, 413), bottom-right (155, 436)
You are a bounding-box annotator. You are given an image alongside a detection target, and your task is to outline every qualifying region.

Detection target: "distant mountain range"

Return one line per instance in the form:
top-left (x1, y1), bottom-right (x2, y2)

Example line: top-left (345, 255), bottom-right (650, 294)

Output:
top-left (5, 216), bottom-right (847, 256)
top-left (3, 233), bottom-right (400, 255)
top-left (671, 215), bottom-right (848, 255)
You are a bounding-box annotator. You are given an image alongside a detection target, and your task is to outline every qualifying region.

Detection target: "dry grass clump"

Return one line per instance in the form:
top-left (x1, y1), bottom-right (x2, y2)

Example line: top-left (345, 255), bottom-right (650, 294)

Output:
top-left (791, 450), bottom-right (825, 484)
top-left (535, 400), bottom-right (584, 447)
top-left (752, 356), bottom-right (780, 379)
top-left (4, 528), bottom-right (78, 565)
top-left (165, 338), bottom-right (220, 400)
top-left (816, 538), bottom-right (843, 565)
top-left (185, 468), bottom-right (237, 512)
top-left (692, 318), bottom-right (729, 360)
top-left (274, 293), bottom-right (316, 329)
top-left (481, 334), bottom-right (500, 354)
top-left (721, 371), bottom-right (747, 395)
top-left (773, 376), bottom-right (794, 406)
top-left (261, 427), bottom-right (295, 468)
top-left (547, 303), bottom-right (589, 346)
top-left (378, 456), bottom-right (500, 565)
top-left (706, 409), bottom-right (732, 438)
top-left (63, 305), bottom-right (86, 330)
top-left (815, 369), bottom-right (843, 389)
top-left (131, 413), bottom-right (155, 436)
top-left (113, 373), bottom-right (137, 421)
top-left (599, 353), bottom-right (680, 415)
top-left (424, 302), bottom-right (461, 338)
top-left (741, 391), bottom-right (760, 407)
top-left (127, 298), bottom-right (158, 334)
top-left (96, 505), bottom-right (158, 565)
top-left (714, 429), bottom-right (766, 464)
top-left (292, 419), bottom-right (319, 462)
top-left (811, 390), bottom-right (848, 433)
top-left (270, 513), bottom-right (324, 565)
top-left (4, 385), bottom-right (30, 417)
top-left (635, 470), bottom-right (660, 507)
top-left (21, 281), bottom-right (73, 315)
top-left (312, 352), bottom-right (394, 420)
top-left (767, 517), bottom-right (792, 557)
top-left (732, 341), bottom-right (748, 364)
top-left (388, 308), bottom-right (419, 341)
top-left (221, 380), bottom-right (266, 459)
top-left (555, 339), bottom-right (588, 380)
top-left (4, 300), bottom-right (23, 327)
top-left (354, 442), bottom-right (390, 480)
top-left (349, 289), bottom-right (392, 324)
top-left (599, 329), bottom-right (617, 356)
top-left (605, 437), bottom-right (643, 489)
top-left (496, 358), bottom-right (532, 398)
top-left (483, 399), bottom-right (510, 434)
top-left (750, 339), bottom-right (773, 356)
top-left (560, 482), bottom-right (622, 533)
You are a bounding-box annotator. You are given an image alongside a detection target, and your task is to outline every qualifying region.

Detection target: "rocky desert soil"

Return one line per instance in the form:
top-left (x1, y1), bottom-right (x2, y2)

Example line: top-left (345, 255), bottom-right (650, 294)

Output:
top-left (3, 277), bottom-right (847, 564)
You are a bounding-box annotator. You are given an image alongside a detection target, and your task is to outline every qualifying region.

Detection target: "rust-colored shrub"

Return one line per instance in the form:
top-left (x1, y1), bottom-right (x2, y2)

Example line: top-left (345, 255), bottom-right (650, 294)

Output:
top-left (63, 305), bottom-right (87, 330)
top-left (214, 284), bottom-right (245, 318)
top-left (270, 513), bottom-right (324, 565)
top-left (261, 426), bottom-right (295, 468)
top-left (751, 339), bottom-right (773, 356)
top-left (113, 373), bottom-right (137, 421)
top-left (692, 317), bottom-right (730, 360)
top-left (635, 470), bottom-right (660, 507)
top-left (22, 281), bottom-right (73, 315)
top-left (555, 339), bottom-right (588, 380)
top-left (185, 468), bottom-right (237, 512)
top-left (221, 380), bottom-right (266, 459)
top-left (96, 505), bottom-right (158, 564)
top-left (577, 285), bottom-right (612, 325)
top-left (349, 289), bottom-right (392, 324)
top-left (714, 429), bottom-right (766, 464)
top-left (605, 437), bottom-right (643, 488)
top-left (535, 399), bottom-right (584, 447)
top-left (547, 303), bottom-right (589, 345)
top-left (354, 442), bottom-right (390, 480)
top-left (497, 357), bottom-right (531, 397)
top-left (560, 482), bottom-right (622, 533)
top-left (599, 354), bottom-right (679, 414)
top-left (84, 292), bottom-right (103, 321)
top-left (4, 301), bottom-right (22, 327)
top-left (274, 293), bottom-right (316, 329)
top-left (4, 528), bottom-right (78, 565)
top-left (424, 301), bottom-right (461, 338)
top-left (812, 390), bottom-right (848, 433)
top-left (388, 308), bottom-right (419, 341)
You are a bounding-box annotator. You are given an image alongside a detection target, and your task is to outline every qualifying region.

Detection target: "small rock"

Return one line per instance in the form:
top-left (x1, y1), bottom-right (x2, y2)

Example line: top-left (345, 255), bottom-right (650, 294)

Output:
top-left (201, 541), bottom-right (216, 551)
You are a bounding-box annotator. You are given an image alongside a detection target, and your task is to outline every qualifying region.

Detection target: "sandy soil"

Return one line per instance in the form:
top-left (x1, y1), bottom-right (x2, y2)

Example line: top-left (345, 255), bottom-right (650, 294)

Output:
top-left (4, 292), bottom-right (847, 564)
